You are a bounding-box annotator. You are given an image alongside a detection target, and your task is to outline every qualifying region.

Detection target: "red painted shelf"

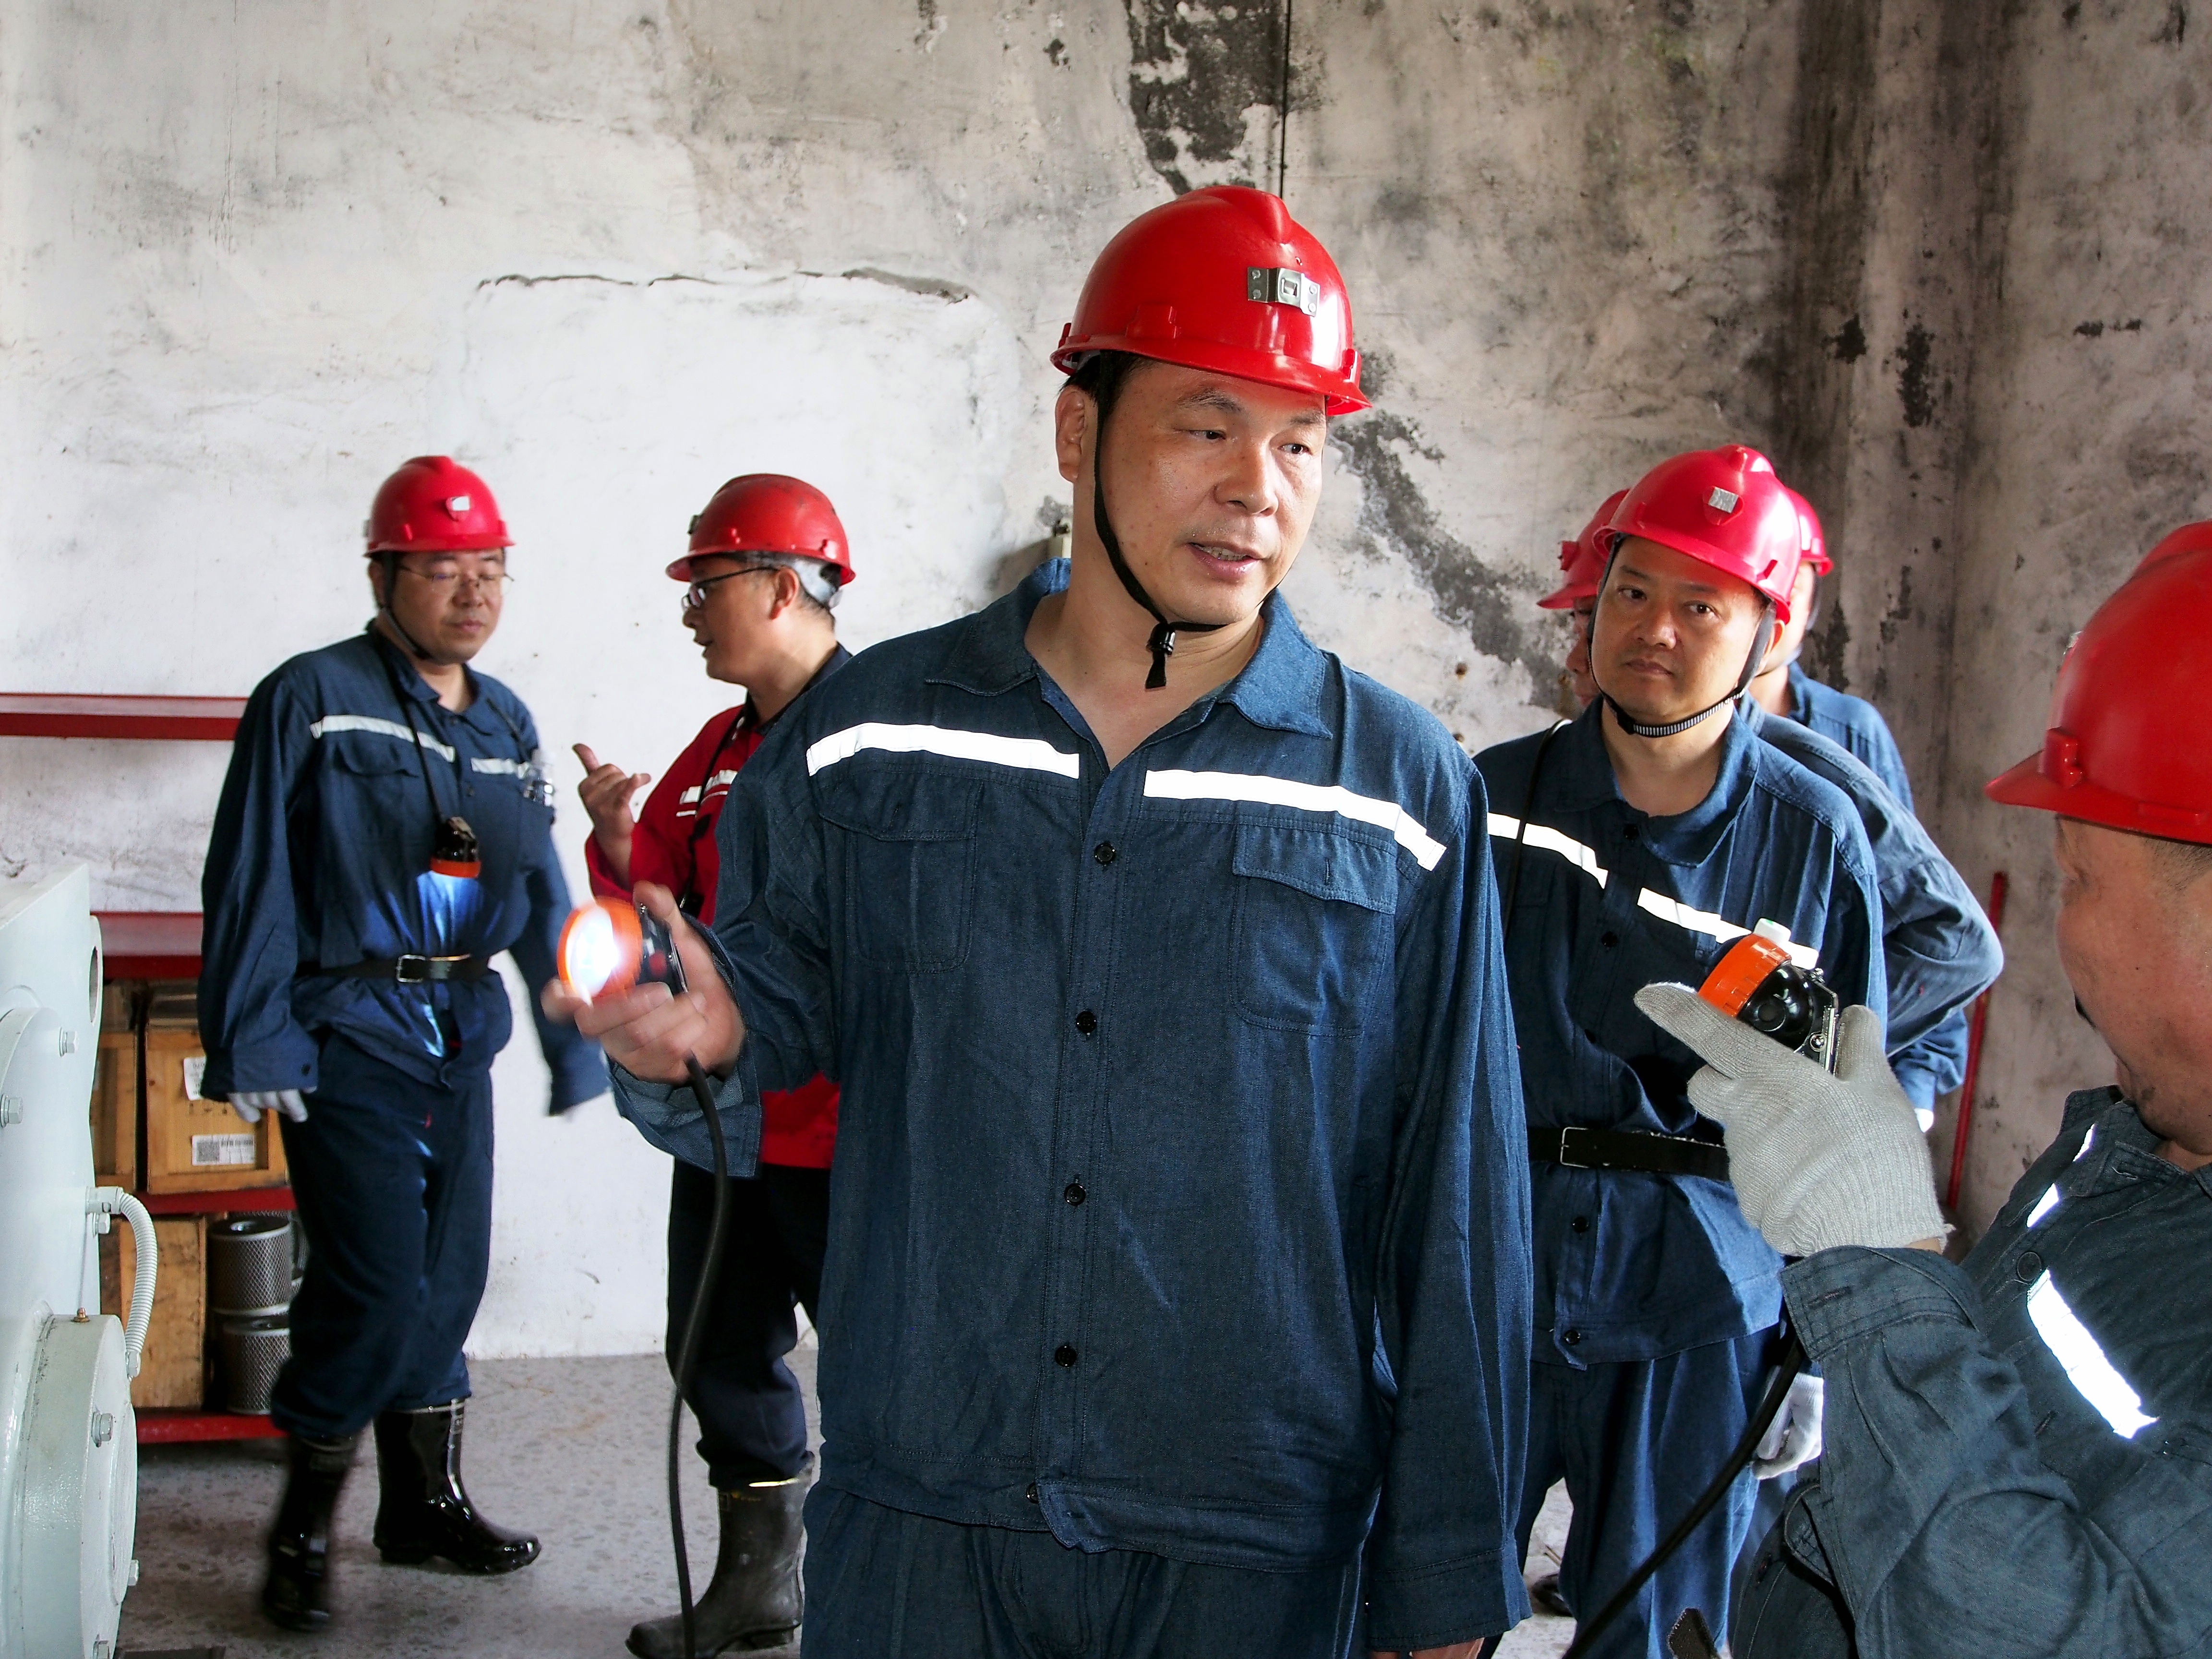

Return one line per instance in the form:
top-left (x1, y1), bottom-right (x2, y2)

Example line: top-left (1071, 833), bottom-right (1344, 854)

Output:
top-left (137, 1409), bottom-right (286, 1446)
top-left (136, 1186), bottom-right (294, 1216)
top-left (97, 911), bottom-right (204, 980)
top-left (0, 693), bottom-right (246, 741)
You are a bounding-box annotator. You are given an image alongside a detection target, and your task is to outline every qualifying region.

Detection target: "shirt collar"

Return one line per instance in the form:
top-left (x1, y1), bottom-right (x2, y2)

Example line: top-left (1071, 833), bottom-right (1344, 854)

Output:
top-left (362, 623), bottom-right (513, 737)
top-left (752, 642), bottom-right (853, 735)
top-left (1546, 698), bottom-right (1760, 864)
top-left (931, 558), bottom-right (1328, 738)
top-left (2068, 1089), bottom-right (2212, 1198)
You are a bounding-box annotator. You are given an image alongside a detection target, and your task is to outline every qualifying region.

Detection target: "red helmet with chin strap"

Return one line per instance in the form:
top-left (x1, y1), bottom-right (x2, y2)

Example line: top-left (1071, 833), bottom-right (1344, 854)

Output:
top-left (1539, 489), bottom-right (1628, 610)
top-left (1985, 529), bottom-right (2212, 845)
top-left (365, 456), bottom-right (511, 554)
top-left (669, 473), bottom-right (854, 586)
top-left (1051, 186), bottom-right (1366, 415)
top-left (1599, 445), bottom-right (1807, 622)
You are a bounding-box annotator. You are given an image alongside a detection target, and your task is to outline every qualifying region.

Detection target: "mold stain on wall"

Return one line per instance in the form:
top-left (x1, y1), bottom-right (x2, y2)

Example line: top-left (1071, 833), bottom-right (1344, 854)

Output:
top-left (1121, 0), bottom-right (1288, 193)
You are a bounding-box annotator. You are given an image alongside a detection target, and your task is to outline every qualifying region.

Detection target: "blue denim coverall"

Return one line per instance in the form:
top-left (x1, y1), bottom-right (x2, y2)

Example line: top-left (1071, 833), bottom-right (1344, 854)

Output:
top-left (1747, 707), bottom-right (1998, 1109)
top-left (1737, 1088), bottom-right (2212, 1657)
top-left (200, 627), bottom-right (603, 1438)
top-left (1781, 664), bottom-right (1972, 1108)
top-left (1478, 701), bottom-right (1884, 1659)
top-left (613, 562), bottom-right (1535, 1655)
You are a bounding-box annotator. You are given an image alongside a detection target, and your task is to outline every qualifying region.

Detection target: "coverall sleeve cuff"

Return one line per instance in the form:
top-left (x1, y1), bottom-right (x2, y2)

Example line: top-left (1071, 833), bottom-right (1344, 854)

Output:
top-left (1362, 1547), bottom-right (1524, 1651)
top-left (609, 1047), bottom-right (764, 1178)
top-left (1782, 1248), bottom-right (1979, 1363)
top-left (202, 1037), bottom-right (321, 1100)
top-left (547, 1047), bottom-right (611, 1114)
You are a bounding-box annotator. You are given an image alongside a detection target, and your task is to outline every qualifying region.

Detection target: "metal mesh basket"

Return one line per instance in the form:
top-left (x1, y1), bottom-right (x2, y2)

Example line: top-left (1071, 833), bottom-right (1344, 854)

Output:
top-left (209, 1214), bottom-right (296, 1317)
top-left (219, 1316), bottom-right (290, 1415)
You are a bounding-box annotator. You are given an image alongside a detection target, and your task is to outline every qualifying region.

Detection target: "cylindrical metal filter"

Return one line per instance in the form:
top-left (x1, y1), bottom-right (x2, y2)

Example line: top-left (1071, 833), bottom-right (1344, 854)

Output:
top-left (219, 1316), bottom-right (290, 1414)
top-left (209, 1214), bottom-right (295, 1316)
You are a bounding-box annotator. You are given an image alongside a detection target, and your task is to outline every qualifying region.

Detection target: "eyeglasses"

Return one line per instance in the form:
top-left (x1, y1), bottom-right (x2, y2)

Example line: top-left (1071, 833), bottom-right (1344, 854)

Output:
top-left (683, 565), bottom-right (780, 612)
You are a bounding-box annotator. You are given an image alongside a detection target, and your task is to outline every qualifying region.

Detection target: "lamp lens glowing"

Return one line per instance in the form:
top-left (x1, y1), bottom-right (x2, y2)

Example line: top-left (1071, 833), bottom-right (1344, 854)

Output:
top-left (561, 905), bottom-right (620, 999)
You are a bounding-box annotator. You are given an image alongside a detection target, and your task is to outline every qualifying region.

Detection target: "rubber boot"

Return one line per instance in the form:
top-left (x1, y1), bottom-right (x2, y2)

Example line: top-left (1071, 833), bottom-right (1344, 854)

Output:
top-left (625, 1479), bottom-right (807, 1658)
top-left (1530, 1572), bottom-right (1575, 1617)
top-left (262, 1431), bottom-right (359, 1631)
top-left (371, 1399), bottom-right (541, 1574)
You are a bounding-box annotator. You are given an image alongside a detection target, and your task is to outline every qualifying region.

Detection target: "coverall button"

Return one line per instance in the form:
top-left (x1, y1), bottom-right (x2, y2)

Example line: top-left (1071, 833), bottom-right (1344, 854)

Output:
top-left (1622, 822), bottom-right (1640, 840)
top-left (1600, 931), bottom-right (1619, 948)
top-left (1571, 1215), bottom-right (1591, 1233)
top-left (1563, 1327), bottom-right (1583, 1347)
top-left (1055, 1344), bottom-right (1078, 1368)
top-left (1074, 1010), bottom-right (1098, 1036)
top-left (2015, 1250), bottom-right (2044, 1283)
top-left (1026, 1482), bottom-right (1039, 1503)
top-left (1063, 1181), bottom-right (1086, 1206)
top-left (1093, 841), bottom-right (1118, 866)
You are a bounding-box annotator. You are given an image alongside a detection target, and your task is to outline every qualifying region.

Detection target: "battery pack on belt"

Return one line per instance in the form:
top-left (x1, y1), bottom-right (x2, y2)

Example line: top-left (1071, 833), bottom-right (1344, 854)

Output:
top-left (309, 955), bottom-right (496, 986)
top-left (1528, 1125), bottom-right (1730, 1182)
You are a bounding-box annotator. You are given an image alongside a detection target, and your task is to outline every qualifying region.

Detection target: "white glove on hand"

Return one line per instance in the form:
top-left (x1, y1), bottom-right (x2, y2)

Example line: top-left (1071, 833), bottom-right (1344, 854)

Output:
top-left (230, 1089), bottom-right (309, 1126)
top-left (1633, 984), bottom-right (1947, 1257)
top-left (1753, 1372), bottom-right (1825, 1479)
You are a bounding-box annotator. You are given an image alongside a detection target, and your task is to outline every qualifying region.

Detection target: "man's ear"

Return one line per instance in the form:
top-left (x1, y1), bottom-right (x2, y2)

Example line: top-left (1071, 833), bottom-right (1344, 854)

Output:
top-left (1053, 385), bottom-right (1092, 487)
top-left (366, 556), bottom-right (388, 608)
top-left (767, 565), bottom-right (800, 621)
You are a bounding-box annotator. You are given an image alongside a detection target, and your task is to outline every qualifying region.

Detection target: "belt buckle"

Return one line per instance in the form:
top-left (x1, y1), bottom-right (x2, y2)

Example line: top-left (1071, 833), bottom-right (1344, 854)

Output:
top-left (394, 954), bottom-right (432, 985)
top-left (1556, 1125), bottom-right (1597, 1170)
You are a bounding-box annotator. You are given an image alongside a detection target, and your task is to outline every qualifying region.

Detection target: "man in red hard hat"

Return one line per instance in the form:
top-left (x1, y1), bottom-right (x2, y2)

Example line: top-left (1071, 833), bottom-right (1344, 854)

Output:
top-left (1641, 524), bottom-right (2212, 1656)
top-left (547, 188), bottom-right (1532, 1657)
top-left (574, 473), bottom-right (851, 1658)
top-left (200, 456), bottom-right (604, 1630)
top-left (1478, 448), bottom-right (1885, 1656)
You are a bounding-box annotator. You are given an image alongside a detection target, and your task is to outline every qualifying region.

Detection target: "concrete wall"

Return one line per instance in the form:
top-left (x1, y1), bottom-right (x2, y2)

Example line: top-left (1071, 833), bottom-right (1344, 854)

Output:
top-left (0, 0), bottom-right (2196, 1349)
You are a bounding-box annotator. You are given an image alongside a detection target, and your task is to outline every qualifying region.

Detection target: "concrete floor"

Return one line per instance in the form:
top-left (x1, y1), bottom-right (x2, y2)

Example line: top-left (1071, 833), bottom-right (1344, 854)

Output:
top-left (118, 1346), bottom-right (1573, 1659)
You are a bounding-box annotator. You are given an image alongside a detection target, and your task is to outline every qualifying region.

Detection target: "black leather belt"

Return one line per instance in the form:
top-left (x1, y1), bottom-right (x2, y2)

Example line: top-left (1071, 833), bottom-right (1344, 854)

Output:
top-left (1529, 1125), bottom-right (1730, 1182)
top-left (310, 955), bottom-right (495, 986)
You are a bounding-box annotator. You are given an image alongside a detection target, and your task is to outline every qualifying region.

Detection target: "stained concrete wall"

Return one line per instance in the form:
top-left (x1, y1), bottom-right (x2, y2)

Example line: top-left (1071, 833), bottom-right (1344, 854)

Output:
top-left (0, 0), bottom-right (2195, 1348)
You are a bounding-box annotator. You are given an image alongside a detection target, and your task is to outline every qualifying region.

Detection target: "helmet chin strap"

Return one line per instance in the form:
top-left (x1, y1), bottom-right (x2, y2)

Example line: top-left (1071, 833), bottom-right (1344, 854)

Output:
top-left (1090, 420), bottom-right (1226, 690)
top-left (1599, 602), bottom-right (1778, 740)
top-left (374, 553), bottom-right (436, 661)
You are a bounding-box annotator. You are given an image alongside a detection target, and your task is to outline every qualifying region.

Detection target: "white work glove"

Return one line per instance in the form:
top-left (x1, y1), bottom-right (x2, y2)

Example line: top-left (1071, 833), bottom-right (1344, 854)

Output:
top-left (1633, 985), bottom-right (1948, 1257)
top-left (230, 1089), bottom-right (309, 1125)
top-left (1753, 1372), bottom-right (1825, 1479)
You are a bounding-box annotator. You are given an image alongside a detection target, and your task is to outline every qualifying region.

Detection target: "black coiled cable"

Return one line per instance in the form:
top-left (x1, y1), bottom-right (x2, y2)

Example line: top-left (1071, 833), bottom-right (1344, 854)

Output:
top-left (670, 1056), bottom-right (733, 1659)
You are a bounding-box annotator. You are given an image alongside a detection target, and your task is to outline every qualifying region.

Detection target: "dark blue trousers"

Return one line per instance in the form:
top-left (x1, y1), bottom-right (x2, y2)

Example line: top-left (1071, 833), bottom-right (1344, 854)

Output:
top-left (1514, 1333), bottom-right (1772, 1659)
top-left (272, 1036), bottom-right (494, 1440)
top-left (799, 1489), bottom-right (1364, 1659)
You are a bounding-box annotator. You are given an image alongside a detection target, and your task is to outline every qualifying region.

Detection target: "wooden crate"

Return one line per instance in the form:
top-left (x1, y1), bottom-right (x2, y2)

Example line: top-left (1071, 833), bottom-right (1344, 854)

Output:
top-left (141, 1026), bottom-right (289, 1194)
top-left (91, 1032), bottom-right (138, 1189)
top-left (101, 1214), bottom-right (209, 1410)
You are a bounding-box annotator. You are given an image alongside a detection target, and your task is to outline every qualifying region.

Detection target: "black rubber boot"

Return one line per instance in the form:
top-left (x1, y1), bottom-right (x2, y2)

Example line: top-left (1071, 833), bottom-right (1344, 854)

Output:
top-left (1531, 1571), bottom-right (1575, 1618)
top-left (371, 1399), bottom-right (541, 1574)
top-left (262, 1431), bottom-right (359, 1631)
top-left (625, 1479), bottom-right (807, 1657)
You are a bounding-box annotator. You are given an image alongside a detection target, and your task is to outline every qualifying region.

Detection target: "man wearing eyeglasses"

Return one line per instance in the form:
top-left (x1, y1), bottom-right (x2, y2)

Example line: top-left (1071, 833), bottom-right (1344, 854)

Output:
top-left (572, 473), bottom-right (852, 1659)
top-left (199, 455), bottom-right (606, 1632)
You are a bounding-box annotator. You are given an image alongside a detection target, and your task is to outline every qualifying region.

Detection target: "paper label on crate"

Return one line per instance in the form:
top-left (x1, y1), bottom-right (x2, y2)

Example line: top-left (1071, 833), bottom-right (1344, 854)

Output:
top-left (182, 1054), bottom-right (208, 1101)
top-left (192, 1132), bottom-right (257, 1167)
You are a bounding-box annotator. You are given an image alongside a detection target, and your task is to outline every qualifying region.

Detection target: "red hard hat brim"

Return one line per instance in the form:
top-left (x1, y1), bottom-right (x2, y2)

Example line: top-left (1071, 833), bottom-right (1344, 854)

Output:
top-left (1986, 748), bottom-right (2212, 843)
top-left (1536, 581), bottom-right (1596, 611)
top-left (1050, 337), bottom-right (1369, 417)
top-left (367, 531), bottom-right (513, 555)
top-left (665, 552), bottom-right (855, 585)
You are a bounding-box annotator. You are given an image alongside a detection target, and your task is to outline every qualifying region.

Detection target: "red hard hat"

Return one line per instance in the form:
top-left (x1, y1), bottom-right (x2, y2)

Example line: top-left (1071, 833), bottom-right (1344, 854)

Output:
top-left (1050, 186), bottom-right (1367, 416)
top-left (1539, 489), bottom-right (1628, 610)
top-left (669, 473), bottom-right (854, 586)
top-left (1599, 445), bottom-right (1806, 621)
top-left (1985, 531), bottom-right (2212, 845)
top-left (364, 456), bottom-right (511, 554)
top-left (1787, 486), bottom-right (1833, 576)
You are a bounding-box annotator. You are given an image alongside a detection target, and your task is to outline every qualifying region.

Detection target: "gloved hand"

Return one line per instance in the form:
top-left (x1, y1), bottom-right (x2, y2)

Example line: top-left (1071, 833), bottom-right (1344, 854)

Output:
top-left (1633, 984), bottom-right (1948, 1257)
top-left (1753, 1372), bottom-right (1825, 1479)
top-left (230, 1089), bottom-right (309, 1125)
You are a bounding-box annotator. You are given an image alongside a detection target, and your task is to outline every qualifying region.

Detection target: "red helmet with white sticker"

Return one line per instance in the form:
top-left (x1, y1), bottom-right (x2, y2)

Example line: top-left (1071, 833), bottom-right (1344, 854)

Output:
top-left (364, 457), bottom-right (510, 554)
top-left (1051, 186), bottom-right (1366, 415)
top-left (1600, 445), bottom-right (1807, 621)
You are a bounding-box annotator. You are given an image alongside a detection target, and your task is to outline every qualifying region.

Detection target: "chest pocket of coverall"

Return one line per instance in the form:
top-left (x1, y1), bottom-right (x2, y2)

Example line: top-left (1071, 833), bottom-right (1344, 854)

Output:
top-left (1232, 821), bottom-right (1398, 1034)
top-left (819, 768), bottom-right (980, 973)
